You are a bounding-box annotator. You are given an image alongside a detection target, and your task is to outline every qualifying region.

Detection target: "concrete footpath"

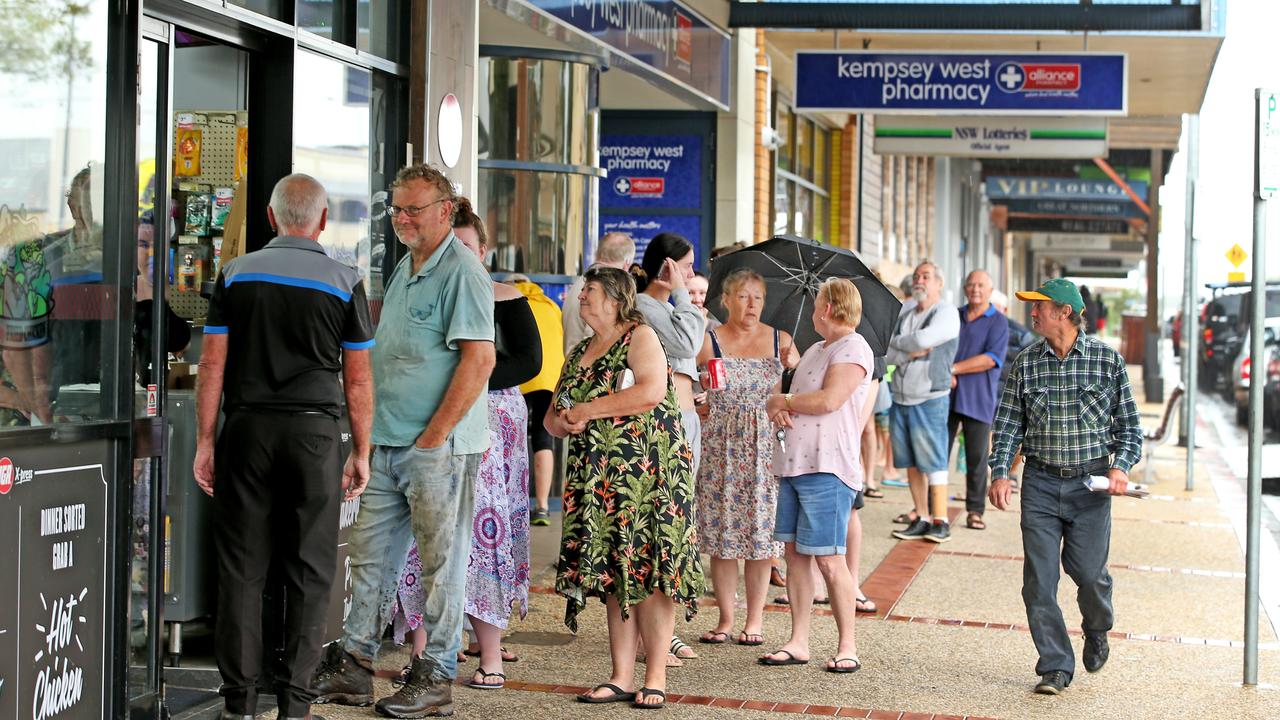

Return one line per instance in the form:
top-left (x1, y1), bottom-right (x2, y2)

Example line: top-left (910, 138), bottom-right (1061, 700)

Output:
top-left (297, 363), bottom-right (1280, 720)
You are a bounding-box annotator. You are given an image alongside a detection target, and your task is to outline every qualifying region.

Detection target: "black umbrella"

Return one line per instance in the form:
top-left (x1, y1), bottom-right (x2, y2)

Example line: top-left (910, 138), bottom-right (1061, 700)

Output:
top-left (705, 235), bottom-right (901, 355)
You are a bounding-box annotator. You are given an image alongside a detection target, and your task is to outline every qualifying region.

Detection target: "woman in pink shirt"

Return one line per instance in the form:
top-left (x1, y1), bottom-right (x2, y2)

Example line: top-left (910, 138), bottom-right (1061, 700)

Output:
top-left (758, 278), bottom-right (873, 674)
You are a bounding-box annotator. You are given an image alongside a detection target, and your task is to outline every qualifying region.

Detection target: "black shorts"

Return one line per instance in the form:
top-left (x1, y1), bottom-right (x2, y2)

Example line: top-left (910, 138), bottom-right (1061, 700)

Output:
top-left (524, 389), bottom-right (554, 453)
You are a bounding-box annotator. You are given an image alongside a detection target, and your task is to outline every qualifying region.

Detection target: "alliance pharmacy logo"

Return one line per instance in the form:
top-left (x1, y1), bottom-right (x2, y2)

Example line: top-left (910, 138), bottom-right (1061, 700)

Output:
top-left (996, 62), bottom-right (1081, 94)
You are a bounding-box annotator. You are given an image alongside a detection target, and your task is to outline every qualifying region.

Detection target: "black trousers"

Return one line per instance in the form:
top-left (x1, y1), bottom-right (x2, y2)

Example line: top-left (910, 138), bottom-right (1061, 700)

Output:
top-left (214, 410), bottom-right (342, 716)
top-left (947, 411), bottom-right (992, 514)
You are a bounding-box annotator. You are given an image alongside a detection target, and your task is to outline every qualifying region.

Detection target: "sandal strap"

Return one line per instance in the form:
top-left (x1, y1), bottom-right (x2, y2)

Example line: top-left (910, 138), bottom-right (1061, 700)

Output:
top-left (670, 637), bottom-right (691, 654)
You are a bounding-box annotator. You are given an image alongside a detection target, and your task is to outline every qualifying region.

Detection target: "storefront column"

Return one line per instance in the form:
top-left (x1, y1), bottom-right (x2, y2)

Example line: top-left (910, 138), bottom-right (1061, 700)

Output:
top-left (715, 28), bottom-right (757, 249)
top-left (411, 0), bottom-right (479, 193)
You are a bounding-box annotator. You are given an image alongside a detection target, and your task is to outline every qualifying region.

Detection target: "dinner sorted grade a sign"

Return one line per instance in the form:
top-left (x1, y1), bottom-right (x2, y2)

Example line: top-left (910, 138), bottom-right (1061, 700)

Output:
top-left (0, 443), bottom-right (110, 720)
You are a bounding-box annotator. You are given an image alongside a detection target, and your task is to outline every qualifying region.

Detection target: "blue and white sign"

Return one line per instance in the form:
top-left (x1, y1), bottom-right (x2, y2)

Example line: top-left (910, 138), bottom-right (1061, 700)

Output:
top-left (601, 214), bottom-right (702, 267)
top-left (986, 176), bottom-right (1147, 202)
top-left (794, 51), bottom-right (1126, 116)
top-left (526, 0), bottom-right (731, 109)
top-left (601, 134), bottom-right (701, 209)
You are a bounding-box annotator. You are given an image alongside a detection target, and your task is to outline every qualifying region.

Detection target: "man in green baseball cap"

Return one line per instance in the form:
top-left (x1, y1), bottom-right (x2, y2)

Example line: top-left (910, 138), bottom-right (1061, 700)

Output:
top-left (987, 275), bottom-right (1142, 696)
top-left (1015, 277), bottom-right (1085, 315)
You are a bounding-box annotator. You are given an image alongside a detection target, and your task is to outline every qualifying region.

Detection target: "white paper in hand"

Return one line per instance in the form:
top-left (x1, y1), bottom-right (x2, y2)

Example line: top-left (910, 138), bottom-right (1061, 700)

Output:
top-left (1085, 475), bottom-right (1149, 498)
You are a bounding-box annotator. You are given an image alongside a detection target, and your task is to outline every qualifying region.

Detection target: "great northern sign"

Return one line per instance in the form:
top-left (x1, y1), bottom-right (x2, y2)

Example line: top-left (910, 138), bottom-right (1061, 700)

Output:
top-left (795, 51), bottom-right (1126, 116)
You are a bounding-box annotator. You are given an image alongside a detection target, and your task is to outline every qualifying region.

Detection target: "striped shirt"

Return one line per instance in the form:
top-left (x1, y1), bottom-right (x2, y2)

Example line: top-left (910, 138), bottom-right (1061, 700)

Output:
top-left (989, 332), bottom-right (1142, 479)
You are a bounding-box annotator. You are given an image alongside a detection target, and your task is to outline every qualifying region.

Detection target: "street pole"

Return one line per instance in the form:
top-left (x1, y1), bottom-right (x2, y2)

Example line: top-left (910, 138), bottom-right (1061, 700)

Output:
top-left (1181, 114), bottom-right (1199, 490)
top-left (1244, 88), bottom-right (1274, 687)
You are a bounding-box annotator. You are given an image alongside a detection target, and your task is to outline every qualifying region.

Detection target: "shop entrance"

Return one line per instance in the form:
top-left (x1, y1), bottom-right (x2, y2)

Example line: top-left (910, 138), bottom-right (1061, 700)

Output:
top-left (131, 14), bottom-right (289, 718)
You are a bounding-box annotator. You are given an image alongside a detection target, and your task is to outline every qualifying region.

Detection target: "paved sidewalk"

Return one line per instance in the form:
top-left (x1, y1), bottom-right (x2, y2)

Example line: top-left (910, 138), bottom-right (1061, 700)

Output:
top-left (299, 366), bottom-right (1280, 719)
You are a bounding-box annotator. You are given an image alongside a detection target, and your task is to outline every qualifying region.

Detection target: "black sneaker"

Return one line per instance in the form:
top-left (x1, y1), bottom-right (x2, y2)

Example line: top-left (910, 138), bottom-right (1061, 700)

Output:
top-left (1083, 632), bottom-right (1110, 673)
top-left (310, 643), bottom-right (373, 707)
top-left (1034, 670), bottom-right (1069, 695)
top-left (925, 521), bottom-right (952, 544)
top-left (530, 507), bottom-right (550, 526)
top-left (892, 518), bottom-right (932, 540)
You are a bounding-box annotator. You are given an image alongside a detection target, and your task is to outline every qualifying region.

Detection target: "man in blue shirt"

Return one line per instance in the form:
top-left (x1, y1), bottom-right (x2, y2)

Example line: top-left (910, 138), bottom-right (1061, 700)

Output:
top-left (948, 269), bottom-right (1009, 531)
top-left (312, 165), bottom-right (495, 718)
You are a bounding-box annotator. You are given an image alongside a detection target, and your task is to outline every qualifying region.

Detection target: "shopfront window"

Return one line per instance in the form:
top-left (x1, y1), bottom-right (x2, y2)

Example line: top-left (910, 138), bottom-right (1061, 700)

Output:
top-left (771, 96), bottom-right (832, 244)
top-left (295, 51), bottom-right (372, 290)
top-left (229, 0), bottom-right (286, 20)
top-left (478, 53), bottom-right (601, 276)
top-left (296, 0), bottom-right (407, 64)
top-left (0, 0), bottom-right (127, 427)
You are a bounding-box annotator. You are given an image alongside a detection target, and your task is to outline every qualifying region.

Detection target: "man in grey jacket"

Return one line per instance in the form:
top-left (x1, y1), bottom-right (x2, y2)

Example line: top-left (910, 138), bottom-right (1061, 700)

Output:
top-left (887, 261), bottom-right (960, 543)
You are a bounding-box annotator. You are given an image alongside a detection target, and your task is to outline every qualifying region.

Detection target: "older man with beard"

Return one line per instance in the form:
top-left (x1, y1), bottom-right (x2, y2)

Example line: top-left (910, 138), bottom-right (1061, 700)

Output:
top-left (887, 261), bottom-right (960, 544)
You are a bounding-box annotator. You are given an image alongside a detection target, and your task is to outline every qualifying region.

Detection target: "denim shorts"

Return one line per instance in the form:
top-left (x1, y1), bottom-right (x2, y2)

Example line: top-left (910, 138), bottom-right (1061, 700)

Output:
top-left (889, 395), bottom-right (951, 473)
top-left (774, 473), bottom-right (856, 556)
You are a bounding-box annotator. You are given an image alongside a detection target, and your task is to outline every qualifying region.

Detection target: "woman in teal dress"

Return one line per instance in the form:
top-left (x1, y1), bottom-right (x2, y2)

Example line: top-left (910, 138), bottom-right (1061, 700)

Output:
top-left (545, 266), bottom-right (703, 710)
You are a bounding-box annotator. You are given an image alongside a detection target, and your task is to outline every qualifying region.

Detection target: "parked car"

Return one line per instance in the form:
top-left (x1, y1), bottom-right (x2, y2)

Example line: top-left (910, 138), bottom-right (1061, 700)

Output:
top-left (1264, 341), bottom-right (1280, 432)
top-left (1203, 282), bottom-right (1280, 395)
top-left (1230, 320), bottom-right (1280, 426)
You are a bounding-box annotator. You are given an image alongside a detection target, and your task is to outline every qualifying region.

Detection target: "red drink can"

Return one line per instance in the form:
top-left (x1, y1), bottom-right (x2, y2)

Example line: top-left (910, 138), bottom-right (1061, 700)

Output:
top-left (706, 358), bottom-right (727, 390)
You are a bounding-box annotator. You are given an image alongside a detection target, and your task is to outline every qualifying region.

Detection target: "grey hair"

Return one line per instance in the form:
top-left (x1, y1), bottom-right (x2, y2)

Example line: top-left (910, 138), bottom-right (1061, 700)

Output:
top-left (269, 174), bottom-right (328, 232)
top-left (596, 232), bottom-right (636, 268)
top-left (1055, 301), bottom-right (1086, 330)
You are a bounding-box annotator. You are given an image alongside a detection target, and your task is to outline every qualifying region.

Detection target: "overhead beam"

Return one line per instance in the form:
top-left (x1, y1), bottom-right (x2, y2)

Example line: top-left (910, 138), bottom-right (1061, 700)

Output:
top-left (728, 3), bottom-right (1204, 32)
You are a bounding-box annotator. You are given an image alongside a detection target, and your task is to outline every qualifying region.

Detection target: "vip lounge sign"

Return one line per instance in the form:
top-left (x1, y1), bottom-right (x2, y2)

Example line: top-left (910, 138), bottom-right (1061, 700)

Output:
top-left (795, 51), bottom-right (1126, 115)
top-left (0, 444), bottom-right (109, 720)
top-left (874, 116), bottom-right (1108, 158)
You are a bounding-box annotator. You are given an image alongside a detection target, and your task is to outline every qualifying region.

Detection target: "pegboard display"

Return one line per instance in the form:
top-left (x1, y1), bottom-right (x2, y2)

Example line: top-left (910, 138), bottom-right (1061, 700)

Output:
top-left (169, 290), bottom-right (209, 321)
top-left (173, 110), bottom-right (245, 189)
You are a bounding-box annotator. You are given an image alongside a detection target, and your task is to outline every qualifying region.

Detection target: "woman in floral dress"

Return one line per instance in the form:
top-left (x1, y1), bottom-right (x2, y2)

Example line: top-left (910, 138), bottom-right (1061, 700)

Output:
top-left (391, 198), bottom-right (538, 690)
top-left (545, 266), bottom-right (703, 710)
top-left (694, 269), bottom-right (799, 647)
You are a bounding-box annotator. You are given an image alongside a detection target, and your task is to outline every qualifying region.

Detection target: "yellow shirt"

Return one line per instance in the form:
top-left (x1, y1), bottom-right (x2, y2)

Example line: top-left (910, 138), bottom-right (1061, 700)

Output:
top-left (514, 281), bottom-right (566, 394)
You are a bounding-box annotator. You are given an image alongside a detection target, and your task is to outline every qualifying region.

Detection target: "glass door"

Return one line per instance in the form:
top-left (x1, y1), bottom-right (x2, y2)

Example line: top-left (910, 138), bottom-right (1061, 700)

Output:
top-left (129, 18), bottom-right (173, 718)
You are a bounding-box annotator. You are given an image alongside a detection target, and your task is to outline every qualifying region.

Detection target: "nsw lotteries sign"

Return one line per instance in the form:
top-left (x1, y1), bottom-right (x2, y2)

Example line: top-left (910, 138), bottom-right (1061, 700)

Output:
top-left (795, 51), bottom-right (1126, 116)
top-left (874, 116), bottom-right (1107, 158)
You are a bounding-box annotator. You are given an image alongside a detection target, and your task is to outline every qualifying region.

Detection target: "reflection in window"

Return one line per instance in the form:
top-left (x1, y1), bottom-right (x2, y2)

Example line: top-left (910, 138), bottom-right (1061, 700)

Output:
top-left (480, 169), bottom-right (588, 276)
top-left (294, 51), bottom-right (372, 292)
top-left (0, 1), bottom-right (120, 426)
top-left (479, 56), bottom-right (596, 166)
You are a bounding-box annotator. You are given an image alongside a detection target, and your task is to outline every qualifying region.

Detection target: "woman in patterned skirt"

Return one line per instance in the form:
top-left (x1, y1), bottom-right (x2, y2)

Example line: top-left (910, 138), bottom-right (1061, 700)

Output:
top-left (546, 266), bottom-right (703, 710)
top-left (694, 269), bottom-right (798, 648)
top-left (391, 198), bottom-right (538, 691)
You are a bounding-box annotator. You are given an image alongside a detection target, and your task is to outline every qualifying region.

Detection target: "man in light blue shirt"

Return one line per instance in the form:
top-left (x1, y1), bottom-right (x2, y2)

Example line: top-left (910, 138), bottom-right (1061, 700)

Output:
top-left (312, 165), bottom-right (494, 718)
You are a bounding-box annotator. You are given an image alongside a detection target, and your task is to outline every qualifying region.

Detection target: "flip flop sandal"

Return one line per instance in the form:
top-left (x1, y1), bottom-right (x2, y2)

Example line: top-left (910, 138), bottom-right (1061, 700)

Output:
top-left (773, 595), bottom-right (790, 605)
top-left (577, 683), bottom-right (636, 704)
top-left (670, 636), bottom-right (697, 659)
top-left (855, 597), bottom-right (878, 614)
top-left (864, 487), bottom-right (885, 499)
top-left (758, 650), bottom-right (809, 666)
top-left (699, 630), bottom-right (730, 644)
top-left (635, 652), bottom-right (683, 667)
top-left (465, 669), bottom-right (506, 690)
top-left (892, 512), bottom-right (919, 525)
top-left (632, 687), bottom-right (666, 710)
top-left (769, 566), bottom-right (787, 587)
top-left (814, 597), bottom-right (831, 606)
top-left (737, 633), bottom-right (764, 646)
top-left (391, 663), bottom-right (411, 688)
top-left (826, 657), bottom-right (862, 674)
top-left (966, 513), bottom-right (987, 530)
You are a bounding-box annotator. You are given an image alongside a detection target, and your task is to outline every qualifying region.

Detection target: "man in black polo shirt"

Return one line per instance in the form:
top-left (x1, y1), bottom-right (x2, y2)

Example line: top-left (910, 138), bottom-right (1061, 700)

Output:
top-left (194, 173), bottom-right (375, 720)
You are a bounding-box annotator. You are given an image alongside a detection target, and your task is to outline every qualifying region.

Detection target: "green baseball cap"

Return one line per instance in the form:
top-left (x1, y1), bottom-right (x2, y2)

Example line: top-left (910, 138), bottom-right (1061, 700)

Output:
top-left (1016, 278), bottom-right (1085, 314)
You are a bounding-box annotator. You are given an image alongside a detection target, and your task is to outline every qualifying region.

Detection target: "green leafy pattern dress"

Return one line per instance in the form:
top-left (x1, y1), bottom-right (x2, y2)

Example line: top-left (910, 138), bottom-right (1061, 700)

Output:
top-left (555, 324), bottom-right (704, 632)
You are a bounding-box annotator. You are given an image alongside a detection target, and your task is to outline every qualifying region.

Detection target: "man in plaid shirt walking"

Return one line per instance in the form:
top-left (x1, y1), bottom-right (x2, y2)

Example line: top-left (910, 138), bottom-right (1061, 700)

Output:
top-left (988, 278), bottom-right (1142, 697)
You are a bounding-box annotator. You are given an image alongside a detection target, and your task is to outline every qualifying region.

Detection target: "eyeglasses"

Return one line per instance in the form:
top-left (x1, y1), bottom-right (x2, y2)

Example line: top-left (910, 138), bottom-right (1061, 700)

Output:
top-left (387, 197), bottom-right (448, 219)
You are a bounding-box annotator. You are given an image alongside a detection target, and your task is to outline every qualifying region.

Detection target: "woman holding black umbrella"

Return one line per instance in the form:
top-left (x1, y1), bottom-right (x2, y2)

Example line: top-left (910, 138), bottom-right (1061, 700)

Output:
top-left (759, 278), bottom-right (873, 674)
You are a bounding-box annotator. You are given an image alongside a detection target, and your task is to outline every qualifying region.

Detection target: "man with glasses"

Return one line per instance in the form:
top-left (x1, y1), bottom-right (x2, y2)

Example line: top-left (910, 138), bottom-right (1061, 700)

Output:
top-left (312, 165), bottom-right (495, 718)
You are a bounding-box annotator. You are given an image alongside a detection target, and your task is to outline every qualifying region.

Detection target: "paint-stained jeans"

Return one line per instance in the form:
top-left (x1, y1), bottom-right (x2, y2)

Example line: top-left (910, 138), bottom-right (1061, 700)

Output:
top-left (1020, 463), bottom-right (1115, 682)
top-left (342, 441), bottom-right (479, 681)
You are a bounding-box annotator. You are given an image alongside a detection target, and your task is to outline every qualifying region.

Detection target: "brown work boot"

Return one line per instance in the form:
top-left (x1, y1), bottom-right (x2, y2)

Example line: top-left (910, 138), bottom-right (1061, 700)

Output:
top-left (310, 643), bottom-right (374, 707)
top-left (374, 653), bottom-right (454, 718)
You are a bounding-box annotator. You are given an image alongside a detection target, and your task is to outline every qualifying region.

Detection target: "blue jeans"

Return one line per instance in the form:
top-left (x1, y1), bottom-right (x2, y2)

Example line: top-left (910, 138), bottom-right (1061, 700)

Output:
top-left (889, 395), bottom-right (951, 473)
top-left (1020, 463), bottom-right (1115, 682)
top-left (342, 441), bottom-right (479, 681)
